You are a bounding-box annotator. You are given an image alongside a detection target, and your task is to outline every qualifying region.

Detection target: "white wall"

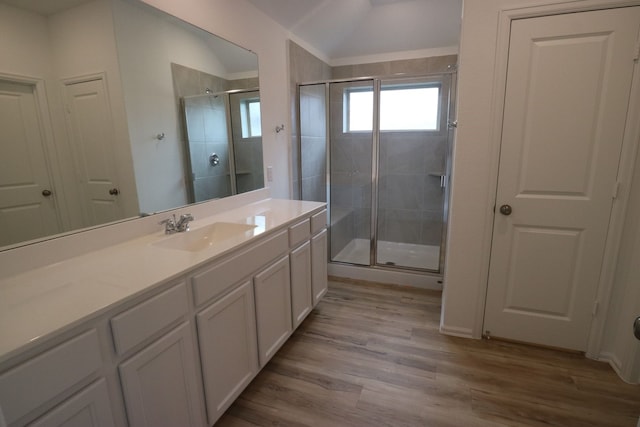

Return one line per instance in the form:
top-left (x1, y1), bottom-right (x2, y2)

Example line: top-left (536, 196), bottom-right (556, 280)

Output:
top-left (140, 0), bottom-right (292, 199)
top-left (0, 4), bottom-right (51, 76)
top-left (443, 0), bottom-right (640, 382)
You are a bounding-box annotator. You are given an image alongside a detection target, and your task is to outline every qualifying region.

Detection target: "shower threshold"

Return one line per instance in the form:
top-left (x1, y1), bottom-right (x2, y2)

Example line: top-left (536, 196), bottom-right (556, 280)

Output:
top-left (332, 238), bottom-right (440, 271)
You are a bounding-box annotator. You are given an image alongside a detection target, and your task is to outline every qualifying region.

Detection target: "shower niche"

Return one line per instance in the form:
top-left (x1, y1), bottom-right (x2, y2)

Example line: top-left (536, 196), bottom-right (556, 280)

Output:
top-left (297, 74), bottom-right (455, 274)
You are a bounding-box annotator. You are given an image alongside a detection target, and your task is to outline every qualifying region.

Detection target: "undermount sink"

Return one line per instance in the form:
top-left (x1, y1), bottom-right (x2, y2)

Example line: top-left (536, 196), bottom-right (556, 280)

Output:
top-left (153, 222), bottom-right (258, 252)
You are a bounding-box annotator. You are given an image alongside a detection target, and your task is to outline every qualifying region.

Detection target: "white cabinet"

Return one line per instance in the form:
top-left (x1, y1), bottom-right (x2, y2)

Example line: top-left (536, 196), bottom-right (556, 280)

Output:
top-left (254, 255), bottom-right (293, 367)
top-left (0, 203), bottom-right (327, 427)
top-left (311, 229), bottom-right (328, 306)
top-left (0, 330), bottom-right (103, 426)
top-left (290, 241), bottom-right (312, 328)
top-left (118, 322), bottom-right (205, 427)
top-left (196, 281), bottom-right (258, 425)
top-left (29, 380), bottom-right (115, 427)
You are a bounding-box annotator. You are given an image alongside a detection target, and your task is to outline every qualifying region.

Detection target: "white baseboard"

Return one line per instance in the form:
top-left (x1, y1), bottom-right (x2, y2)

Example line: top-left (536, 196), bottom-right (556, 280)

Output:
top-left (439, 324), bottom-right (475, 339)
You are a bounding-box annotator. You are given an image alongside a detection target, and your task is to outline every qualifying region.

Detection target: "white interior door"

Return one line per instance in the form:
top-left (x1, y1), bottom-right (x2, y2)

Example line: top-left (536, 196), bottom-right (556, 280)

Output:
top-left (484, 7), bottom-right (640, 351)
top-left (0, 79), bottom-right (60, 246)
top-left (64, 77), bottom-right (122, 227)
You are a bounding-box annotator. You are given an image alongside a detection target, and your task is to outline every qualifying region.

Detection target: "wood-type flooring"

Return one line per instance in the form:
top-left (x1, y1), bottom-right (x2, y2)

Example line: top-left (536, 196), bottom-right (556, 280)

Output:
top-left (216, 278), bottom-right (640, 426)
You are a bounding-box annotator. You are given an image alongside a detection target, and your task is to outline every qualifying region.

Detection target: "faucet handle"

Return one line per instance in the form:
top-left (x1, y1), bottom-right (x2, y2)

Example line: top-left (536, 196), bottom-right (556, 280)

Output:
top-left (176, 213), bottom-right (194, 232)
top-left (159, 214), bottom-right (177, 234)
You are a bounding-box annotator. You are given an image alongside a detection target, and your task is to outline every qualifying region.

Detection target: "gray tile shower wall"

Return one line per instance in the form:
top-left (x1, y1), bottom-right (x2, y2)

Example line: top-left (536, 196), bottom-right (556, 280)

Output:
top-left (331, 55), bottom-right (458, 79)
top-left (288, 41), bottom-right (332, 198)
top-left (378, 132), bottom-right (447, 246)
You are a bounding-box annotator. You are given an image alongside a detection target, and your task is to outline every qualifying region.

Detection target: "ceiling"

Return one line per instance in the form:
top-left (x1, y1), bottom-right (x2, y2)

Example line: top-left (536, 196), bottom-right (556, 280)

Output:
top-left (245, 0), bottom-right (462, 64)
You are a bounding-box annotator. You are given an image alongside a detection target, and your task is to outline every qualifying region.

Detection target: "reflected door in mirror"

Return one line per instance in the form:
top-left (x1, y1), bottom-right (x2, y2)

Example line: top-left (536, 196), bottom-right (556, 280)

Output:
top-left (0, 79), bottom-right (61, 247)
top-left (64, 76), bottom-right (123, 227)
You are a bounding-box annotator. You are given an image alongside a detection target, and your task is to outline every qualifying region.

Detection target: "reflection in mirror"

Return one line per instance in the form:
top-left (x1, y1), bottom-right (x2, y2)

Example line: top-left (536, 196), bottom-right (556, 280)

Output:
top-left (173, 63), bottom-right (263, 203)
top-left (0, 0), bottom-right (262, 249)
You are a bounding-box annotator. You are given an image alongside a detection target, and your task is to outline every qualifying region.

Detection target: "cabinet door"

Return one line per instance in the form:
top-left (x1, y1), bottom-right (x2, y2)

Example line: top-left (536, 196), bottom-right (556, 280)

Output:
top-left (196, 281), bottom-right (258, 425)
top-left (29, 379), bottom-right (115, 427)
top-left (118, 322), bottom-right (205, 427)
top-left (290, 241), bottom-right (312, 328)
top-left (254, 256), bottom-right (292, 367)
top-left (311, 229), bottom-right (328, 306)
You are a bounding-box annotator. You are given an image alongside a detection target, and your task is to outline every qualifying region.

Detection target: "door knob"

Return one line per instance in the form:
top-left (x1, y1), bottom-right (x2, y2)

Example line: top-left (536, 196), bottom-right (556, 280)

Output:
top-left (109, 188), bottom-right (119, 196)
top-left (634, 316), bottom-right (640, 340)
top-left (42, 189), bottom-right (52, 197)
top-left (499, 204), bottom-right (512, 216)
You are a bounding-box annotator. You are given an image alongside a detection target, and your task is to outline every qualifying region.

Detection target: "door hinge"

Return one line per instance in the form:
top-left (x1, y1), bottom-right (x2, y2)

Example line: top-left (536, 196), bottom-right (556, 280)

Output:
top-left (592, 300), bottom-right (600, 316)
top-left (447, 120), bottom-right (458, 129)
top-left (612, 181), bottom-right (621, 199)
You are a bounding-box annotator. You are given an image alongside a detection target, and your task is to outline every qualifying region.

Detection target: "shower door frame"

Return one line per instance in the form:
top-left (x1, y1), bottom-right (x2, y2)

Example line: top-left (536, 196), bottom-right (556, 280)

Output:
top-left (297, 70), bottom-right (457, 275)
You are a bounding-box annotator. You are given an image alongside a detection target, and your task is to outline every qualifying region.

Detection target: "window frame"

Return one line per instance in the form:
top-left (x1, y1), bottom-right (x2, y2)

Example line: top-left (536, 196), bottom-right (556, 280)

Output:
top-left (343, 82), bottom-right (443, 134)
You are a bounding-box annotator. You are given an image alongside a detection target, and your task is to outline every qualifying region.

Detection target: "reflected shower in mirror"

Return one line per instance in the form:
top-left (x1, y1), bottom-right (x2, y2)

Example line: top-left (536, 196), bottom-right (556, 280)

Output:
top-left (0, 0), bottom-right (262, 249)
top-left (173, 64), bottom-right (263, 202)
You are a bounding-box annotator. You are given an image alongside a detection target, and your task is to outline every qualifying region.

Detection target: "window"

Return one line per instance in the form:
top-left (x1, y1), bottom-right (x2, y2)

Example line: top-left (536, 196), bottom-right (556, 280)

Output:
top-left (345, 84), bottom-right (440, 132)
top-left (240, 98), bottom-right (261, 138)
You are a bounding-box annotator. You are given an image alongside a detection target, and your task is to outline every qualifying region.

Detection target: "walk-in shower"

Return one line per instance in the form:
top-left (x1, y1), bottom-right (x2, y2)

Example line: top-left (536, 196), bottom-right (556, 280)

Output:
top-left (182, 89), bottom-right (264, 203)
top-left (297, 73), bottom-right (455, 280)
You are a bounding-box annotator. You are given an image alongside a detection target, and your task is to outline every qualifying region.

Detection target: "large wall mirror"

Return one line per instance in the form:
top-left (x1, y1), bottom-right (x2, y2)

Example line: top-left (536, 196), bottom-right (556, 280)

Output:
top-left (0, 0), bottom-right (263, 250)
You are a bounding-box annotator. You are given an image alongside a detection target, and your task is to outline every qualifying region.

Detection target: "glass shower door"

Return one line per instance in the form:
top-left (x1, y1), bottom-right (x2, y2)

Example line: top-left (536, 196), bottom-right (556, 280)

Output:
top-left (182, 94), bottom-right (232, 203)
top-left (329, 80), bottom-right (374, 266)
top-left (375, 75), bottom-right (451, 271)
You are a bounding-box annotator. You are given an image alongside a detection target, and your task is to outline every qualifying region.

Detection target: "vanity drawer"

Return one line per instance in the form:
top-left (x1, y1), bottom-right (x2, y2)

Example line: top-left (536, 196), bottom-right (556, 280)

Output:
top-left (110, 282), bottom-right (189, 355)
top-left (0, 330), bottom-right (102, 425)
top-left (192, 229), bottom-right (288, 306)
top-left (311, 209), bottom-right (327, 235)
top-left (288, 218), bottom-right (310, 248)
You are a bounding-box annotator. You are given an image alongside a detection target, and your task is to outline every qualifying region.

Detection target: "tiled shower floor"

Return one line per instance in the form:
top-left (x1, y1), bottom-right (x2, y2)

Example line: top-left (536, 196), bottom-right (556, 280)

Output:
top-left (332, 238), bottom-right (440, 271)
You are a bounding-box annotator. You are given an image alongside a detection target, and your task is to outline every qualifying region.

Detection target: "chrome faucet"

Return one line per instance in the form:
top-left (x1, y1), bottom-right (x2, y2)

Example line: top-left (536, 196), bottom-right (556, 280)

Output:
top-left (160, 213), bottom-right (194, 234)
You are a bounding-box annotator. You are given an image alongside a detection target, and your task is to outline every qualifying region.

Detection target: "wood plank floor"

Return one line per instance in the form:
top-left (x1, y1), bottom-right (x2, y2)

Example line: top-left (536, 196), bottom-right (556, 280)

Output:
top-left (216, 278), bottom-right (640, 426)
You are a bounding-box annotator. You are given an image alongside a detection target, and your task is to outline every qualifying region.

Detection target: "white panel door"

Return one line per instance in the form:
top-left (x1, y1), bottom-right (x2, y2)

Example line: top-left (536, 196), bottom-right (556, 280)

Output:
top-left (484, 7), bottom-right (640, 351)
top-left (118, 322), bottom-right (205, 427)
top-left (0, 80), bottom-right (60, 246)
top-left (311, 229), bottom-right (328, 306)
top-left (29, 380), bottom-right (115, 427)
top-left (254, 255), bottom-right (292, 367)
top-left (290, 241), bottom-right (312, 328)
top-left (64, 78), bottom-right (122, 227)
top-left (196, 281), bottom-right (258, 425)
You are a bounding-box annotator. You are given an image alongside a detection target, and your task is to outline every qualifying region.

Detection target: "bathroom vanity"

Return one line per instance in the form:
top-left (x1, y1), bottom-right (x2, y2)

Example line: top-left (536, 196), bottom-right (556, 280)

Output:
top-left (0, 191), bottom-right (327, 426)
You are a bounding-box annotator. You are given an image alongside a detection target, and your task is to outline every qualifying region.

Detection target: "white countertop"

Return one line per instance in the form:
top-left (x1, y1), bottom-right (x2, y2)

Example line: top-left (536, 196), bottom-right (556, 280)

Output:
top-left (0, 197), bottom-right (325, 364)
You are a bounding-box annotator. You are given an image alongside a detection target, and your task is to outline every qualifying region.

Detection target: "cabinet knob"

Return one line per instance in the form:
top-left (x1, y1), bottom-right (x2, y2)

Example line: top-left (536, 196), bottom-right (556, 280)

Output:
top-left (42, 189), bottom-right (52, 197)
top-left (109, 188), bottom-right (120, 196)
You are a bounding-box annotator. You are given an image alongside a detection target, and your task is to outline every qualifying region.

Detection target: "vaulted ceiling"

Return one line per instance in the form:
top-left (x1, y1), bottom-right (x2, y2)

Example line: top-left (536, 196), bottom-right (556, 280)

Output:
top-left (245, 0), bottom-right (462, 64)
